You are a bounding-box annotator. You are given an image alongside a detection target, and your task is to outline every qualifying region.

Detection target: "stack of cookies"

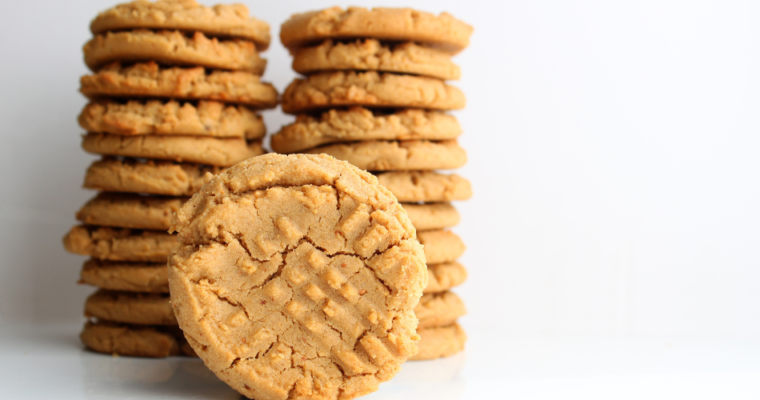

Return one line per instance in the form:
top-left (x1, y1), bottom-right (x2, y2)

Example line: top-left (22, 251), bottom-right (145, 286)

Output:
top-left (274, 7), bottom-right (472, 360)
top-left (63, 0), bottom-right (277, 357)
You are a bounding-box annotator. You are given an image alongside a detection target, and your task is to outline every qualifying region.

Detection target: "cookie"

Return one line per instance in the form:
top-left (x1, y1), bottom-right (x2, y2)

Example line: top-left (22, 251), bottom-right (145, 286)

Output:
top-left (79, 100), bottom-right (265, 139)
top-left (82, 133), bottom-right (264, 167)
top-left (85, 289), bottom-right (176, 325)
top-left (168, 153), bottom-right (427, 400)
top-left (81, 320), bottom-right (195, 357)
top-left (410, 323), bottom-right (466, 361)
top-left (280, 7), bottom-right (472, 53)
top-left (304, 140), bottom-right (466, 171)
top-left (424, 262), bottom-right (467, 294)
top-left (84, 30), bottom-right (266, 73)
top-left (80, 259), bottom-right (169, 293)
top-left (80, 62), bottom-right (278, 108)
top-left (271, 107), bottom-right (461, 154)
top-left (417, 230), bottom-right (465, 264)
top-left (292, 39), bottom-right (460, 80)
top-left (84, 158), bottom-right (223, 196)
top-left (281, 71), bottom-right (465, 114)
top-left (90, 0), bottom-right (271, 50)
top-left (402, 203), bottom-right (460, 231)
top-left (375, 171), bottom-right (472, 202)
top-left (76, 193), bottom-right (186, 231)
top-left (63, 225), bottom-right (176, 262)
top-left (414, 291), bottom-right (466, 329)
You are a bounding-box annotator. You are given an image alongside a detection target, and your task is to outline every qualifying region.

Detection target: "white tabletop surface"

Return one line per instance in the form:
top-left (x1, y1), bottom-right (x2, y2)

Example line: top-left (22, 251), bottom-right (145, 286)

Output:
top-left (2, 320), bottom-right (759, 400)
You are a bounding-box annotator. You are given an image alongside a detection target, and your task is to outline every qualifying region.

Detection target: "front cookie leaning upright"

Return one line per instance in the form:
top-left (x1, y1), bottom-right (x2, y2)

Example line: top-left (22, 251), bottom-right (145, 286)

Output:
top-left (168, 154), bottom-right (428, 400)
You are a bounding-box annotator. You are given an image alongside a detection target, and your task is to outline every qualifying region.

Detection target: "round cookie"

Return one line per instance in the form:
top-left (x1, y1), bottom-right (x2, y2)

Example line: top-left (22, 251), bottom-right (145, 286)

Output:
top-left (168, 153), bottom-right (427, 400)
top-left (80, 62), bottom-right (278, 108)
top-left (410, 323), bottom-right (466, 361)
top-left (414, 291), bottom-right (466, 329)
top-left (424, 262), bottom-right (467, 294)
top-left (76, 193), bottom-right (186, 231)
top-left (90, 0), bottom-right (271, 50)
top-left (82, 133), bottom-right (264, 167)
top-left (81, 320), bottom-right (195, 358)
top-left (292, 40), bottom-right (460, 80)
top-left (417, 230), bottom-right (465, 264)
top-left (84, 158), bottom-right (224, 197)
top-left (63, 225), bottom-right (177, 263)
top-left (79, 100), bottom-right (265, 139)
top-left (84, 289), bottom-right (176, 325)
top-left (280, 7), bottom-right (472, 53)
top-left (271, 107), bottom-right (461, 154)
top-left (375, 171), bottom-right (472, 202)
top-left (84, 30), bottom-right (266, 73)
top-left (80, 259), bottom-right (169, 293)
top-left (304, 140), bottom-right (466, 171)
top-left (402, 203), bottom-right (460, 231)
top-left (281, 71), bottom-right (465, 114)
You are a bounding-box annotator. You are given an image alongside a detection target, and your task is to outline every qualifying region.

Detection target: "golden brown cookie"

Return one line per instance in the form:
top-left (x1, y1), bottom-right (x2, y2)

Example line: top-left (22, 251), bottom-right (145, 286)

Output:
top-left (80, 259), bottom-right (169, 293)
top-left (424, 262), bottom-right (467, 294)
top-left (410, 323), bottom-right (466, 361)
top-left (402, 203), bottom-right (460, 231)
top-left (375, 171), bottom-right (472, 202)
top-left (414, 291), bottom-right (466, 329)
top-left (168, 153), bottom-right (427, 400)
top-left (271, 107), bottom-right (461, 154)
top-left (304, 140), bottom-right (466, 171)
top-left (80, 62), bottom-right (278, 108)
top-left (292, 39), bottom-right (460, 80)
top-left (417, 230), bottom-right (465, 264)
top-left (280, 7), bottom-right (472, 53)
top-left (63, 225), bottom-right (177, 262)
top-left (90, 0), bottom-right (271, 50)
top-left (81, 320), bottom-right (195, 357)
top-left (79, 100), bottom-right (265, 139)
top-left (85, 289), bottom-right (176, 325)
top-left (281, 71), bottom-right (465, 114)
top-left (82, 133), bottom-right (264, 167)
top-left (84, 30), bottom-right (266, 73)
top-left (76, 193), bottom-right (186, 230)
top-left (83, 158), bottom-right (224, 196)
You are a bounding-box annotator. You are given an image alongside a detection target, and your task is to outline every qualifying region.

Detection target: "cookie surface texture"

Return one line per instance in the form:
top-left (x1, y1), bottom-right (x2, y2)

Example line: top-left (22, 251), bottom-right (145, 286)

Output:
top-left (80, 259), bottom-right (169, 293)
top-left (280, 7), bottom-right (472, 53)
top-left (85, 289), bottom-right (176, 325)
top-left (90, 0), bottom-right (271, 50)
top-left (168, 153), bottom-right (427, 400)
top-left (304, 140), bottom-right (467, 171)
top-left (76, 192), bottom-right (186, 231)
top-left (375, 171), bottom-right (472, 202)
top-left (410, 323), bottom-right (466, 361)
top-left (83, 158), bottom-right (223, 196)
top-left (81, 320), bottom-right (190, 357)
top-left (63, 225), bottom-right (177, 262)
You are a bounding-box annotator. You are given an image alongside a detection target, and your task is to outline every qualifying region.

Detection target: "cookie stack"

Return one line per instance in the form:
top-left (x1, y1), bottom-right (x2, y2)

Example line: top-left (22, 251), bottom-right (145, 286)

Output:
top-left (63, 0), bottom-right (277, 357)
top-left (274, 7), bottom-right (472, 360)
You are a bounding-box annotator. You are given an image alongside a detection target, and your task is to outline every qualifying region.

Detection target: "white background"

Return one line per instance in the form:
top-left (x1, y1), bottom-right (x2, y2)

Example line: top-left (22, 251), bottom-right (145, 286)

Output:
top-left (1, 0), bottom-right (759, 398)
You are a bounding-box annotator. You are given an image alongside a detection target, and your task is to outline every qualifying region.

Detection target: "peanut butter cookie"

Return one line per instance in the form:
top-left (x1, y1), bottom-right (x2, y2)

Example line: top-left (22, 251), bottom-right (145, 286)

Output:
top-left (81, 62), bottom-right (277, 108)
top-left (402, 203), bottom-right (460, 231)
top-left (76, 193), bottom-right (186, 231)
top-left (168, 153), bottom-right (427, 400)
top-left (417, 230), bottom-right (465, 264)
top-left (90, 0), bottom-right (271, 50)
top-left (292, 39), bottom-right (460, 80)
top-left (414, 291), bottom-right (466, 329)
top-left (81, 320), bottom-right (195, 357)
top-left (410, 323), bottom-right (466, 361)
top-left (80, 259), bottom-right (169, 293)
top-left (64, 225), bottom-right (177, 262)
top-left (83, 158), bottom-right (224, 196)
top-left (280, 7), bottom-right (472, 53)
top-left (281, 71), bottom-right (464, 114)
top-left (271, 107), bottom-right (460, 154)
top-left (424, 262), bottom-right (467, 294)
top-left (79, 100), bottom-right (265, 139)
top-left (375, 171), bottom-right (472, 202)
top-left (304, 140), bottom-right (466, 171)
top-left (84, 30), bottom-right (266, 73)
top-left (82, 133), bottom-right (263, 167)
top-left (85, 289), bottom-right (176, 325)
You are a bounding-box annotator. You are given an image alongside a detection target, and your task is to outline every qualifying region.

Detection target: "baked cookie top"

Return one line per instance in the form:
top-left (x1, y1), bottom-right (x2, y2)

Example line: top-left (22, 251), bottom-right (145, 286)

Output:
top-left (280, 7), bottom-right (472, 53)
top-left (91, 0), bottom-right (271, 50)
top-left (168, 153), bottom-right (427, 400)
